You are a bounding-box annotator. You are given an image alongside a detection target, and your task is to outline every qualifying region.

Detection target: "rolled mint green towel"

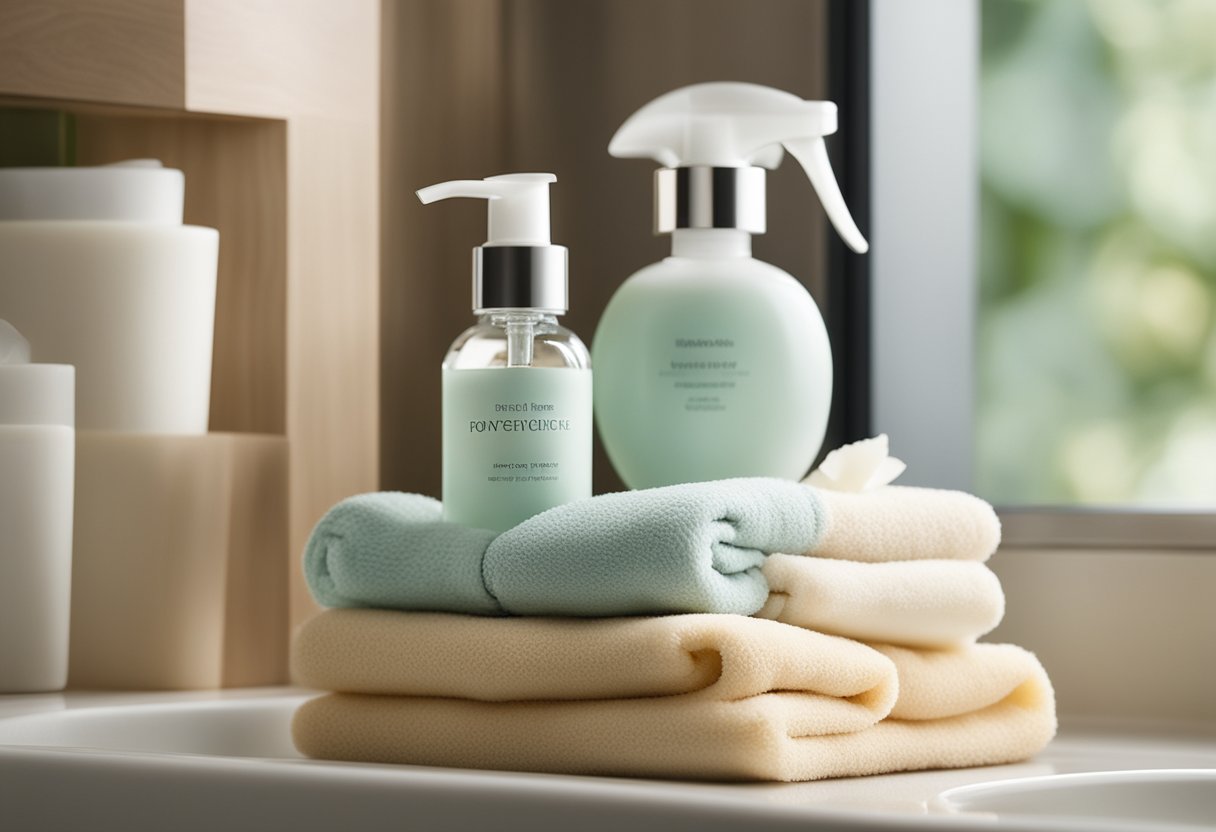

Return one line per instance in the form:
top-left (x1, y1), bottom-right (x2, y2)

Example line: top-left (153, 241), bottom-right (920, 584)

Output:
top-left (304, 492), bottom-right (500, 614)
top-left (304, 478), bottom-right (826, 617)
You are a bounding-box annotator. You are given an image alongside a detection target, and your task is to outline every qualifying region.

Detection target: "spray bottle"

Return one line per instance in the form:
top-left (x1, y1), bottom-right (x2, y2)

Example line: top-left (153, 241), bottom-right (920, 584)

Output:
top-left (593, 83), bottom-right (868, 489)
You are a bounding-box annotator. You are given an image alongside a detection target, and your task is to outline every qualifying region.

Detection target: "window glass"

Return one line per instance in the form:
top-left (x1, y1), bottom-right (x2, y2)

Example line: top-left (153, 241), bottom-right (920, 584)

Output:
top-left (978, 0), bottom-right (1216, 506)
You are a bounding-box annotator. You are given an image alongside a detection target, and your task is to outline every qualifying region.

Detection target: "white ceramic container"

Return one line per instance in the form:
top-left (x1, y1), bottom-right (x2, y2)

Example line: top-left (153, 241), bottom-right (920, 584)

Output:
top-left (0, 322), bottom-right (75, 692)
top-left (0, 161), bottom-right (184, 224)
top-left (0, 162), bottom-right (218, 434)
top-left (0, 222), bottom-right (218, 433)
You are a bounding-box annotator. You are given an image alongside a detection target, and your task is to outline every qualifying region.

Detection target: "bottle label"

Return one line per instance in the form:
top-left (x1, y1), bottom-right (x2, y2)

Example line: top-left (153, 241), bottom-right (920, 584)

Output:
top-left (442, 367), bottom-right (592, 531)
top-left (660, 336), bottom-right (752, 413)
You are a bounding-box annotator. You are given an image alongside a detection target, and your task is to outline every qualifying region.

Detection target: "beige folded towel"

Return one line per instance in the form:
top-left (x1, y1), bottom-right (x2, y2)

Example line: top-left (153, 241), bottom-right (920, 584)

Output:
top-left (757, 554), bottom-right (1005, 648)
top-left (874, 642), bottom-right (1051, 721)
top-left (812, 486), bottom-right (1001, 563)
top-left (292, 609), bottom-right (896, 706)
top-left (292, 610), bottom-right (1055, 781)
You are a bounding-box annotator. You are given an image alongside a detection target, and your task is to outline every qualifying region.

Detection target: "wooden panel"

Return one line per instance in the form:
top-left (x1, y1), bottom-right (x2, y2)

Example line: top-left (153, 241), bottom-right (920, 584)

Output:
top-left (287, 116), bottom-right (380, 630)
top-left (379, 0), bottom-right (507, 499)
top-left (222, 436), bottom-right (290, 687)
top-left (180, 0), bottom-right (382, 631)
top-left (185, 0), bottom-right (379, 120)
top-left (0, 0), bottom-right (184, 108)
top-left (74, 115), bottom-right (289, 435)
top-left (70, 433), bottom-right (287, 691)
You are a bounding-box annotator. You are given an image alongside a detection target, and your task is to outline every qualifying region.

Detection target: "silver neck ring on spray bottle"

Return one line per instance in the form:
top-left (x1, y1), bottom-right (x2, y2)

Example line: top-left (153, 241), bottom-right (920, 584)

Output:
top-left (654, 166), bottom-right (766, 235)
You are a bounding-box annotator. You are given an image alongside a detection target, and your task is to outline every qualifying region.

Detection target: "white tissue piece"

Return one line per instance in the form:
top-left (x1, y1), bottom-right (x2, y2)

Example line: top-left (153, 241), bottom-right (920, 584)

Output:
top-left (804, 434), bottom-right (906, 492)
top-left (0, 319), bottom-right (30, 365)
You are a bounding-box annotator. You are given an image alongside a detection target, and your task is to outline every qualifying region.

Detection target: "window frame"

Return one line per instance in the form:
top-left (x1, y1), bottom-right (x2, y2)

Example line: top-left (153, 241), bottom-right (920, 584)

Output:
top-left (855, 0), bottom-right (1216, 550)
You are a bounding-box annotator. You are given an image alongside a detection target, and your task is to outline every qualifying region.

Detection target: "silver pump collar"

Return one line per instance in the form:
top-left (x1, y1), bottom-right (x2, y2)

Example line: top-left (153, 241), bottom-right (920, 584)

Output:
top-left (654, 166), bottom-right (766, 235)
top-left (473, 245), bottom-right (568, 314)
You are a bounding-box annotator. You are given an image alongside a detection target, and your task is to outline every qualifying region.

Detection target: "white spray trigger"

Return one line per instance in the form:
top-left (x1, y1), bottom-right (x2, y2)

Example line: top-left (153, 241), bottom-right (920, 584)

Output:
top-left (609, 82), bottom-right (868, 254)
top-left (417, 173), bottom-right (556, 246)
top-left (784, 138), bottom-right (868, 254)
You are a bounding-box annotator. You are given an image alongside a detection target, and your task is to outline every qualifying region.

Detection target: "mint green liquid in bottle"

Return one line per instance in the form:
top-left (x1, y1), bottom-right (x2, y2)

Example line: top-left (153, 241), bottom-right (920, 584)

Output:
top-left (418, 173), bottom-right (591, 532)
top-left (594, 83), bottom-right (869, 490)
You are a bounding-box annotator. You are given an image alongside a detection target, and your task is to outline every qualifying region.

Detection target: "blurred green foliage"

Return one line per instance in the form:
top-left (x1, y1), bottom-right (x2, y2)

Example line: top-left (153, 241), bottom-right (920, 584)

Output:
top-left (0, 109), bottom-right (75, 167)
top-left (978, 0), bottom-right (1216, 506)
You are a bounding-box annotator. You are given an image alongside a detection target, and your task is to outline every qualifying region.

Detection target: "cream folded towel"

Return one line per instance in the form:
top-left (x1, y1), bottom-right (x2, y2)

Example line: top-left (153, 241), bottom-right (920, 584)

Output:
top-left (757, 554), bottom-right (1005, 648)
top-left (873, 642), bottom-right (1050, 721)
top-left (802, 435), bottom-right (1000, 563)
top-left (292, 609), bottom-right (897, 705)
top-left (813, 486), bottom-right (1001, 563)
top-left (291, 610), bottom-right (1055, 781)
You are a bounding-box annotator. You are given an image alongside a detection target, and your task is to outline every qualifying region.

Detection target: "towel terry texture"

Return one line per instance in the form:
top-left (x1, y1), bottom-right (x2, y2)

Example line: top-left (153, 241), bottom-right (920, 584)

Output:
top-left (305, 478), bottom-right (826, 616)
top-left (293, 474), bottom-right (1048, 781)
top-left (292, 610), bottom-right (896, 705)
top-left (304, 492), bottom-right (501, 614)
top-left (815, 486), bottom-right (1001, 563)
top-left (757, 555), bottom-right (1005, 648)
top-left (304, 479), bottom-right (1001, 617)
top-left (291, 610), bottom-right (1055, 781)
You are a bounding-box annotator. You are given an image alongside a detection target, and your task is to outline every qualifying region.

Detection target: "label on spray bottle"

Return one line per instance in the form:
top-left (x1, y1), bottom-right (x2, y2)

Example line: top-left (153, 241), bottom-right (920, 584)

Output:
top-left (442, 367), bottom-right (592, 532)
top-left (660, 335), bottom-right (752, 413)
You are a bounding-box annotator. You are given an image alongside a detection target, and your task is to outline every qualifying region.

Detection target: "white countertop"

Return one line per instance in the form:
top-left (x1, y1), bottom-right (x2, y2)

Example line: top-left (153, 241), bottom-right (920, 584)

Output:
top-left (1, 687), bottom-right (1213, 832)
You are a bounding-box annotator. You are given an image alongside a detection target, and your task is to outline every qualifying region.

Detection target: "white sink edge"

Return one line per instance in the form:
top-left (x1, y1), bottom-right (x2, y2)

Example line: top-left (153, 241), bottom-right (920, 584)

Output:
top-left (935, 769), bottom-right (1216, 832)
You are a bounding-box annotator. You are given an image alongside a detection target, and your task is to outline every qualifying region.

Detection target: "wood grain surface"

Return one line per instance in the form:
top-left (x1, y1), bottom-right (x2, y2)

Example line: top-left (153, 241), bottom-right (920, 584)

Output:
top-left (0, 0), bottom-right (184, 108)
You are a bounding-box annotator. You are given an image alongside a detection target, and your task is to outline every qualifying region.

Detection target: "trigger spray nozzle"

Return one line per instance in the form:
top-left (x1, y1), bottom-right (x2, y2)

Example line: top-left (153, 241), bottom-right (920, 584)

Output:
top-left (609, 82), bottom-right (868, 254)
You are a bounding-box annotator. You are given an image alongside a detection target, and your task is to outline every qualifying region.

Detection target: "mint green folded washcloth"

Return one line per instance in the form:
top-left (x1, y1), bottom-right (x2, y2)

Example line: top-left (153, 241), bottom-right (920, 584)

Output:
top-left (304, 478), bottom-right (825, 617)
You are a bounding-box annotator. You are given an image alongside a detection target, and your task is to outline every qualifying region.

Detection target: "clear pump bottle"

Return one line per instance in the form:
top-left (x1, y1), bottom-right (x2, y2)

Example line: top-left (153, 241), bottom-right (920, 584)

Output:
top-left (418, 174), bottom-right (591, 532)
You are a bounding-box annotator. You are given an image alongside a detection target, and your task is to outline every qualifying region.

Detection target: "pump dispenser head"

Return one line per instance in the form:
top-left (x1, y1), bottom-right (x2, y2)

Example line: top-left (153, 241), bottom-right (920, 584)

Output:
top-left (609, 82), bottom-right (869, 254)
top-left (417, 173), bottom-right (569, 313)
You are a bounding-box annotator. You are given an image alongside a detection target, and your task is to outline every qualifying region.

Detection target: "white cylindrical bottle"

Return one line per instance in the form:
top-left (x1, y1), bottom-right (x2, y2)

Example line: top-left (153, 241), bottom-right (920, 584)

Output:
top-left (0, 320), bottom-right (75, 692)
top-left (419, 174), bottom-right (592, 532)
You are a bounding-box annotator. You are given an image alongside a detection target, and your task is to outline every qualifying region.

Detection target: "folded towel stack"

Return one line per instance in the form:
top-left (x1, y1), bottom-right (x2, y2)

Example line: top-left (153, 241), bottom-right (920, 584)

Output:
top-left (292, 438), bottom-right (1056, 781)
